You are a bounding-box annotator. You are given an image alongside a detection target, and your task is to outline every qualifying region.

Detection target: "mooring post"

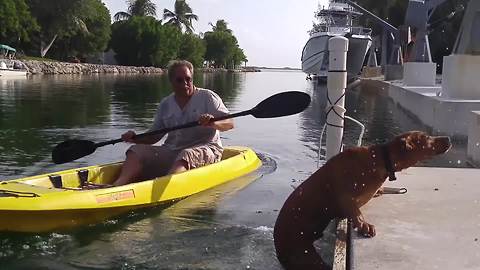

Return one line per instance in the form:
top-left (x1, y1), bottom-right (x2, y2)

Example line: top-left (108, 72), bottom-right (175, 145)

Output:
top-left (326, 36), bottom-right (349, 160)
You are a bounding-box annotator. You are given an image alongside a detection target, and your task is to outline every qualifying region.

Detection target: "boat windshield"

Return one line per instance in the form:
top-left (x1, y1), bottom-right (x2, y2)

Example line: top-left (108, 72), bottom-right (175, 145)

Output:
top-left (329, 14), bottom-right (349, 27)
top-left (318, 10), bottom-right (350, 27)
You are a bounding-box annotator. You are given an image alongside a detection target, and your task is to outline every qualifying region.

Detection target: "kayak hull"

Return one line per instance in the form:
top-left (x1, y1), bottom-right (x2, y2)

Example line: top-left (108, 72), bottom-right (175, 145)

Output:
top-left (0, 146), bottom-right (261, 232)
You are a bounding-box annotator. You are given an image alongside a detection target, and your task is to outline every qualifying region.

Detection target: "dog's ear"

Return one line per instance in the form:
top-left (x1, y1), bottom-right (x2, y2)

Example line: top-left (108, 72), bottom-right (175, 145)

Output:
top-left (400, 136), bottom-right (414, 151)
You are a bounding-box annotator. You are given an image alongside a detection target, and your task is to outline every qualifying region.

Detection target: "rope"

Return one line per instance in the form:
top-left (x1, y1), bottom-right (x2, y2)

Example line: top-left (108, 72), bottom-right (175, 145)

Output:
top-left (325, 85), bottom-right (346, 155)
top-left (317, 83), bottom-right (366, 167)
top-left (0, 190), bottom-right (39, 198)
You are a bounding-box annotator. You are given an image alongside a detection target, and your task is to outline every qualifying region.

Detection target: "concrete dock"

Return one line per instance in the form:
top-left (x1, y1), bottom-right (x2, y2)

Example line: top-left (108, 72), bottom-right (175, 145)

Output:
top-left (351, 167), bottom-right (480, 270)
top-left (361, 77), bottom-right (480, 167)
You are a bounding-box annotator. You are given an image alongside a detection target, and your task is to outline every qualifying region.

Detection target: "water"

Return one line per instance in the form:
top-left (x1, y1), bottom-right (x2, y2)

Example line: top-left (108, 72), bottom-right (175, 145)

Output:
top-left (0, 71), bottom-right (470, 269)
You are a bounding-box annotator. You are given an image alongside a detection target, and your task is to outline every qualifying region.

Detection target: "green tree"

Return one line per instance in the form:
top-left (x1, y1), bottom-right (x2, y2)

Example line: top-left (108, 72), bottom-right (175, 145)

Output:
top-left (0, 0), bottom-right (39, 47)
top-left (178, 33), bottom-right (206, 67)
top-left (355, 0), bottom-right (407, 35)
top-left (203, 20), bottom-right (246, 68)
top-left (232, 47), bottom-right (247, 68)
top-left (354, 0), bottom-right (467, 71)
top-left (163, 0), bottom-right (199, 33)
top-left (114, 0), bottom-right (157, 22)
top-left (428, 0), bottom-right (468, 69)
top-left (50, 0), bottom-right (111, 60)
top-left (110, 16), bottom-right (181, 67)
top-left (27, 0), bottom-right (90, 57)
top-left (209, 19), bottom-right (231, 33)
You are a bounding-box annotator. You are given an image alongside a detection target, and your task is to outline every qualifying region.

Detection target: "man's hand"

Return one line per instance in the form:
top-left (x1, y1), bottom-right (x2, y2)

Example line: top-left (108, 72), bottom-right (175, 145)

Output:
top-left (121, 130), bottom-right (136, 143)
top-left (198, 114), bottom-right (215, 127)
top-left (198, 113), bottom-right (234, 131)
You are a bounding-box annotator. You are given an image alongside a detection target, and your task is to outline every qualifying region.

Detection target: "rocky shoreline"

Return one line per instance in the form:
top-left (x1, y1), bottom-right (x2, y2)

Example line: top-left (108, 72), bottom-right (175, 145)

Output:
top-left (16, 60), bottom-right (261, 75)
top-left (22, 60), bottom-right (164, 75)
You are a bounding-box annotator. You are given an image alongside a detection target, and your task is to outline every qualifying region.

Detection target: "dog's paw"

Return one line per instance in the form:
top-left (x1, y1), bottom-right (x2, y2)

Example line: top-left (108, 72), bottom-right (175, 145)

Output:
top-left (353, 219), bottom-right (376, 237)
top-left (359, 222), bottom-right (376, 237)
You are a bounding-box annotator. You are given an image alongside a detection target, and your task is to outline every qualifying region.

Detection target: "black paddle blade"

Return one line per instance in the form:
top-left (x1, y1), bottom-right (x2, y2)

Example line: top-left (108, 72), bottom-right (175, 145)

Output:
top-left (251, 91), bottom-right (311, 118)
top-left (52, 139), bottom-right (96, 164)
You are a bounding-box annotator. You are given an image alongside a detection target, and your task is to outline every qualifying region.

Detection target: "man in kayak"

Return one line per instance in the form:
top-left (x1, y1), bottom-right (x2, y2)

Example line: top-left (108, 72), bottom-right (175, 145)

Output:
top-left (112, 60), bottom-right (234, 186)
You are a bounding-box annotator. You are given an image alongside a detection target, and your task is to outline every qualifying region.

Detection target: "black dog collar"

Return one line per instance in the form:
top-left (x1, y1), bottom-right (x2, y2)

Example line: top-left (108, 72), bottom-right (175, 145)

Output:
top-left (381, 144), bottom-right (397, 181)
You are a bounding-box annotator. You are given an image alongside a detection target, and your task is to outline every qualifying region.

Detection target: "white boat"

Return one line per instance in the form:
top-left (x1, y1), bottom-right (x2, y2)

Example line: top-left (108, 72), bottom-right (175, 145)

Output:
top-left (301, 0), bottom-right (372, 81)
top-left (0, 65), bottom-right (27, 77)
top-left (0, 44), bottom-right (27, 77)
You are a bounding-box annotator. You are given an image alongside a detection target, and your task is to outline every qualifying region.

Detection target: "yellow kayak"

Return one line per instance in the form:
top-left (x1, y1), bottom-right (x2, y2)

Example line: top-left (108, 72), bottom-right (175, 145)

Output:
top-left (0, 146), bottom-right (261, 233)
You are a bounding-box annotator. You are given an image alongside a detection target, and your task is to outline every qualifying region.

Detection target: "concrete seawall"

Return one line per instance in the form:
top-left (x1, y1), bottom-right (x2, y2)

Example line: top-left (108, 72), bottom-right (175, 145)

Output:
top-left (21, 60), bottom-right (164, 75)
top-left (362, 78), bottom-right (480, 166)
top-left (361, 78), bottom-right (480, 139)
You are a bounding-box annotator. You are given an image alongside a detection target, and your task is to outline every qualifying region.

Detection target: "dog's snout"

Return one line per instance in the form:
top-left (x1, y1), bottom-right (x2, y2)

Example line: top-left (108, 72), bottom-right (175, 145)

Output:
top-left (437, 136), bottom-right (451, 145)
top-left (434, 136), bottom-right (452, 153)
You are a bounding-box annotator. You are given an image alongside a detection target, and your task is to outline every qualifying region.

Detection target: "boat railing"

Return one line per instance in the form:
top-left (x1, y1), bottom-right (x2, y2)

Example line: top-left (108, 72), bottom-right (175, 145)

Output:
top-left (0, 59), bottom-right (26, 70)
top-left (350, 26), bottom-right (372, 35)
top-left (312, 24), bottom-right (372, 36)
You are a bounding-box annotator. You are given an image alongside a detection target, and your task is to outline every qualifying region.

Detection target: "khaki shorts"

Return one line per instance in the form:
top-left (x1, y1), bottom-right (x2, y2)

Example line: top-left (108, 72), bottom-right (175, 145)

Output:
top-left (127, 144), bottom-right (223, 180)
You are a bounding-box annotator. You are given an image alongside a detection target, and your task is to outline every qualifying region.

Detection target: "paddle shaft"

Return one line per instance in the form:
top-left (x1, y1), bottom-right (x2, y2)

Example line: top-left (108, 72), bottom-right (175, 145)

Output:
top-left (95, 109), bottom-right (253, 148)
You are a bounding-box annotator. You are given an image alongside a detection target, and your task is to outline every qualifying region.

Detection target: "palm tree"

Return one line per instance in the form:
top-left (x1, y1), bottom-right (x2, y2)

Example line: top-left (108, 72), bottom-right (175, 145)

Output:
top-left (163, 0), bottom-right (199, 33)
top-left (114, 0), bottom-right (157, 22)
top-left (209, 20), bottom-right (232, 33)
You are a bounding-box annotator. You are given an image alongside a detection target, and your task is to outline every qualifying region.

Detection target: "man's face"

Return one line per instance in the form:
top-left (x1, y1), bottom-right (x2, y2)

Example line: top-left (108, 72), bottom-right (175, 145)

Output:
top-left (171, 66), bottom-right (194, 97)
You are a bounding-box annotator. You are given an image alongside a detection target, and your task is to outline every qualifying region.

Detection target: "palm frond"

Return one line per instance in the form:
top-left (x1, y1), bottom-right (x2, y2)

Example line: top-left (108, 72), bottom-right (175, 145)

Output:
top-left (185, 13), bottom-right (199, 21)
top-left (129, 0), bottom-right (156, 17)
top-left (175, 0), bottom-right (192, 15)
top-left (73, 16), bottom-right (89, 33)
top-left (163, 8), bottom-right (176, 20)
top-left (164, 0), bottom-right (198, 33)
top-left (165, 17), bottom-right (182, 29)
top-left (114, 11), bottom-right (132, 22)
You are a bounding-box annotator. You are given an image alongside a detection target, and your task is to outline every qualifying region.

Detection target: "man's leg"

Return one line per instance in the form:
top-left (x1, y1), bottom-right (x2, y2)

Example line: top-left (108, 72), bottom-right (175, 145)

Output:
top-left (168, 159), bottom-right (188, 174)
top-left (112, 151), bottom-right (143, 186)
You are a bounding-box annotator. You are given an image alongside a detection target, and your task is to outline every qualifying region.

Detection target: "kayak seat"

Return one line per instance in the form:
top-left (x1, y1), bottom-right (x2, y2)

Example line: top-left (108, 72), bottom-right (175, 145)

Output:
top-left (49, 174), bottom-right (63, 188)
top-left (78, 169), bottom-right (89, 187)
top-left (77, 169), bottom-right (112, 189)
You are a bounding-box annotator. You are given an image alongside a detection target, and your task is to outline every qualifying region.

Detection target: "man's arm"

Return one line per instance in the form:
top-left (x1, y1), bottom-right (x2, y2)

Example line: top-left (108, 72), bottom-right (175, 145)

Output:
top-left (210, 118), bottom-right (234, 132)
top-left (198, 114), bottom-right (234, 132)
top-left (121, 130), bottom-right (164, 144)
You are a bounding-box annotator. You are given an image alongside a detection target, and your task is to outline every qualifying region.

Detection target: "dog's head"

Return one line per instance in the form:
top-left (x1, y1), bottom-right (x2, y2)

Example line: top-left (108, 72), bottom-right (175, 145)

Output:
top-left (389, 131), bottom-right (451, 170)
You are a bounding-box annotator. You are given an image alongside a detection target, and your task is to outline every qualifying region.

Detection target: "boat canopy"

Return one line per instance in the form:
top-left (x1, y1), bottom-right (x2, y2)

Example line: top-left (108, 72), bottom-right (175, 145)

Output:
top-left (0, 44), bottom-right (16, 52)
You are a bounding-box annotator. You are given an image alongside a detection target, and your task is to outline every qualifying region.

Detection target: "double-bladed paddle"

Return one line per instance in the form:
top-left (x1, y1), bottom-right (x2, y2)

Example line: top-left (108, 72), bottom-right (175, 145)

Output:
top-left (52, 91), bottom-right (311, 164)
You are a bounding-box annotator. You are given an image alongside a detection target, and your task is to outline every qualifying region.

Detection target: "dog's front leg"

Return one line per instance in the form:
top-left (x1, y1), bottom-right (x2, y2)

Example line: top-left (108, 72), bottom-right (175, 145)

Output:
top-left (337, 194), bottom-right (376, 237)
top-left (352, 213), bottom-right (376, 237)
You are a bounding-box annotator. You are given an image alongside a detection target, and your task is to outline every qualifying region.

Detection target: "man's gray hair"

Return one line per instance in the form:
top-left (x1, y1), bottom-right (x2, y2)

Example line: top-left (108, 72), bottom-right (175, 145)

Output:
top-left (167, 60), bottom-right (194, 81)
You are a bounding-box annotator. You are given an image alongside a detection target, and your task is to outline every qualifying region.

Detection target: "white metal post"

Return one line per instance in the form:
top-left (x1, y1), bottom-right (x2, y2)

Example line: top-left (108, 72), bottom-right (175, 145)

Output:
top-left (326, 36), bottom-right (349, 160)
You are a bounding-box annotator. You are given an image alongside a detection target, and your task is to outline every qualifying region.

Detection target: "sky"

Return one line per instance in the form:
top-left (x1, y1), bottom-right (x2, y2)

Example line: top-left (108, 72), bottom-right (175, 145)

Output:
top-left (102, 0), bottom-right (329, 68)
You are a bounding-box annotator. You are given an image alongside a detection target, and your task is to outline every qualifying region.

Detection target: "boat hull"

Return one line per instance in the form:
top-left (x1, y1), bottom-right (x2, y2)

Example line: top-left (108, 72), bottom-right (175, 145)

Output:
top-left (0, 146), bottom-right (262, 232)
top-left (0, 68), bottom-right (27, 77)
top-left (301, 33), bottom-right (372, 80)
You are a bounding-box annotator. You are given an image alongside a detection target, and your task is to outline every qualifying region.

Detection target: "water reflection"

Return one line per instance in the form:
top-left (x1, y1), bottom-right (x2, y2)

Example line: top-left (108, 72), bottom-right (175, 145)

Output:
top-left (0, 72), bottom-right (244, 179)
top-left (200, 71), bottom-right (245, 105)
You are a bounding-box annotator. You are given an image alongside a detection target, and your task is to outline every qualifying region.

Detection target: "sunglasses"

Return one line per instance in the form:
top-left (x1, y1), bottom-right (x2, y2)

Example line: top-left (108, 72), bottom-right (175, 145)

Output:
top-left (175, 77), bottom-right (192, 84)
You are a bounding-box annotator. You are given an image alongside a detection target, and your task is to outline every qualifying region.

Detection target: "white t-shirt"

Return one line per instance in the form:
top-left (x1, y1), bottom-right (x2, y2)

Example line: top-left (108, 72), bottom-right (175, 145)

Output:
top-left (150, 88), bottom-right (230, 151)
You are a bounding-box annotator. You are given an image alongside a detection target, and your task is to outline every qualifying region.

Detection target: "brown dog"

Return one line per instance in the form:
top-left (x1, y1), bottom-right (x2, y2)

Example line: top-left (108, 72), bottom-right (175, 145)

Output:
top-left (274, 131), bottom-right (451, 270)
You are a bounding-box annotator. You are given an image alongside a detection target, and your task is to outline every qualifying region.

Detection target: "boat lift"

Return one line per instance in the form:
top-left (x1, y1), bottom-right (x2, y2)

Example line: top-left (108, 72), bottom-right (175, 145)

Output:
top-left (347, 0), bottom-right (464, 83)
